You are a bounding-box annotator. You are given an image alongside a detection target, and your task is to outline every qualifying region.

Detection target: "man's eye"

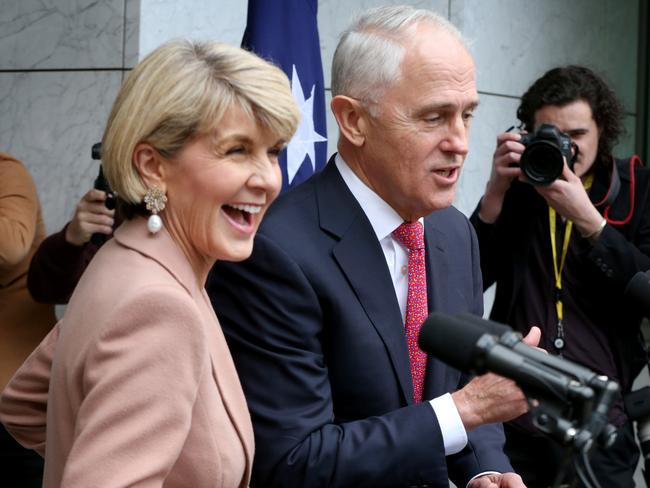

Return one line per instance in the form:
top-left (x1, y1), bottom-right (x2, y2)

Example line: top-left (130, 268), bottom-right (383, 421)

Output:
top-left (424, 115), bottom-right (441, 123)
top-left (268, 147), bottom-right (282, 158)
top-left (463, 112), bottom-right (474, 121)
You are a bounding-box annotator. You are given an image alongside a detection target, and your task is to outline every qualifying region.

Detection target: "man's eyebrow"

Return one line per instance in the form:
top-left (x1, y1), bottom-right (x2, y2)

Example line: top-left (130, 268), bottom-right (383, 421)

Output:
top-left (565, 128), bottom-right (589, 135)
top-left (414, 100), bottom-right (480, 117)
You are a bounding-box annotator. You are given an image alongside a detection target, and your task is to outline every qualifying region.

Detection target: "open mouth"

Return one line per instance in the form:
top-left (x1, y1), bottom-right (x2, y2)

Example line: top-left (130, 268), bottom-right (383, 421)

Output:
top-left (434, 167), bottom-right (457, 179)
top-left (222, 203), bottom-right (262, 229)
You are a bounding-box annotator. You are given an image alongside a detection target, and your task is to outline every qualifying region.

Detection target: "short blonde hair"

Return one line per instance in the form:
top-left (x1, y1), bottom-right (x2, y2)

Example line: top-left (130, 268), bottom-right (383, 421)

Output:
top-left (102, 39), bottom-right (300, 206)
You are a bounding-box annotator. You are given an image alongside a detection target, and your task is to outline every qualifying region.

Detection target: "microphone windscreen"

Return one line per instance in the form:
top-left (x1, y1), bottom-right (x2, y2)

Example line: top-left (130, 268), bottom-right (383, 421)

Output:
top-left (624, 271), bottom-right (650, 318)
top-left (418, 312), bottom-right (485, 370)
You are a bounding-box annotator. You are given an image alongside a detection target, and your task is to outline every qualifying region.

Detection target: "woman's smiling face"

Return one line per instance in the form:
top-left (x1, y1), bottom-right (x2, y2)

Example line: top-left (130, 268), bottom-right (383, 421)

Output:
top-left (162, 104), bottom-right (284, 267)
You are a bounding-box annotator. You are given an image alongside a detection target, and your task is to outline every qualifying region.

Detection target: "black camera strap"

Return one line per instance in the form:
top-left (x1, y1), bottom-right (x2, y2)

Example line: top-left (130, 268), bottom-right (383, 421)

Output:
top-left (592, 156), bottom-right (621, 210)
top-left (597, 155), bottom-right (643, 226)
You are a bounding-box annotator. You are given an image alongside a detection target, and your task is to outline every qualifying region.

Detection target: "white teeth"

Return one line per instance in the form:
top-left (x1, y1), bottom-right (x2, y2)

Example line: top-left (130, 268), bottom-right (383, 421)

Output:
top-left (229, 203), bottom-right (262, 214)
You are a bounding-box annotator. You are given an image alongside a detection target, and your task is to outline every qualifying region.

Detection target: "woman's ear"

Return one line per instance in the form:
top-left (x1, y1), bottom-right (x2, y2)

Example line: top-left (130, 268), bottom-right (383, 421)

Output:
top-left (133, 143), bottom-right (166, 191)
top-left (331, 95), bottom-right (368, 147)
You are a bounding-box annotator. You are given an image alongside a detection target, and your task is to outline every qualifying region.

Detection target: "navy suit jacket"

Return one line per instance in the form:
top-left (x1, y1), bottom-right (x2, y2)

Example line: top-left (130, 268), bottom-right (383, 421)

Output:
top-left (207, 159), bottom-right (512, 487)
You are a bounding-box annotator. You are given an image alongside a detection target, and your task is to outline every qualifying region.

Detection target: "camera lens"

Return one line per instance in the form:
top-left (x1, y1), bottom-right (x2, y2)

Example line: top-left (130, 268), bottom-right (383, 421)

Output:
top-left (520, 141), bottom-right (564, 185)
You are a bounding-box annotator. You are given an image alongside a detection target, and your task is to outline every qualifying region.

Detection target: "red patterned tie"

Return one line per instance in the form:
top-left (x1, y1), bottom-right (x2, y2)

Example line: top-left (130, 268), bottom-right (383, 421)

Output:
top-left (392, 221), bottom-right (428, 403)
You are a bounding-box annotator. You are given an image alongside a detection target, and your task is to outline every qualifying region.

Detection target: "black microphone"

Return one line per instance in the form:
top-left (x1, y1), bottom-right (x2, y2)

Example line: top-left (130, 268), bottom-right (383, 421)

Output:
top-left (455, 313), bottom-right (601, 387)
top-left (418, 312), bottom-right (595, 403)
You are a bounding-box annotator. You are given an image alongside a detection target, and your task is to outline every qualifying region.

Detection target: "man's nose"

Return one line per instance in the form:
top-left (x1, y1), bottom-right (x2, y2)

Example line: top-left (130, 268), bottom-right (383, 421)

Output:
top-left (440, 116), bottom-right (470, 155)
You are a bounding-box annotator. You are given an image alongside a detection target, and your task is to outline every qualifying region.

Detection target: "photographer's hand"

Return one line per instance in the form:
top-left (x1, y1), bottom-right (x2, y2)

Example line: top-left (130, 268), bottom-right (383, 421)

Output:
top-left (535, 162), bottom-right (604, 238)
top-left (65, 189), bottom-right (115, 246)
top-left (479, 132), bottom-right (524, 224)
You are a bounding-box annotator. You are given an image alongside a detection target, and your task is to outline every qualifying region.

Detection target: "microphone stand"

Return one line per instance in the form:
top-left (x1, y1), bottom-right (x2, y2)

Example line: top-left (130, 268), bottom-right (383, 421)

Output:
top-left (529, 376), bottom-right (618, 488)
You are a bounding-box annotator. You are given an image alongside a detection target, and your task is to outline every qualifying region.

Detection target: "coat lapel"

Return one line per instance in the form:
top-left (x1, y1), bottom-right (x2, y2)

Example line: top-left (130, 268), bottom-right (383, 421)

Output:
top-left (201, 292), bottom-right (254, 486)
top-left (317, 161), bottom-right (414, 404)
top-left (422, 218), bottom-right (455, 397)
top-left (115, 219), bottom-right (254, 481)
top-left (424, 219), bottom-right (448, 314)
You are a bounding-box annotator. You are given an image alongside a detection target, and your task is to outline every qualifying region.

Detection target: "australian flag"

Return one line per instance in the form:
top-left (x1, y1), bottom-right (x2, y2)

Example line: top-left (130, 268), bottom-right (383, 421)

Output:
top-left (242, 0), bottom-right (328, 192)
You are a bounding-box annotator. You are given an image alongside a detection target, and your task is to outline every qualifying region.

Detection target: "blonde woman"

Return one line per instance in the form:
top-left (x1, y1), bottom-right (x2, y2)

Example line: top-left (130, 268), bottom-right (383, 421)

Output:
top-left (0, 39), bottom-right (299, 487)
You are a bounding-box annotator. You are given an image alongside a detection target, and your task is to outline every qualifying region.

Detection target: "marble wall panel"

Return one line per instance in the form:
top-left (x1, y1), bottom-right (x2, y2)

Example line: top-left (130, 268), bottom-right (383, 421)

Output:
top-left (124, 0), bottom-right (141, 68)
top-left (138, 0), bottom-right (247, 60)
top-left (317, 0), bottom-right (448, 88)
top-left (0, 71), bottom-right (123, 233)
top-left (451, 0), bottom-right (639, 112)
top-left (0, 0), bottom-right (125, 69)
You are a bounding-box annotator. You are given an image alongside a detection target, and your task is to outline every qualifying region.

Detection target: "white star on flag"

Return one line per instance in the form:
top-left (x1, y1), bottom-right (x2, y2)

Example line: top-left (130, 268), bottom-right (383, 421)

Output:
top-left (287, 64), bottom-right (327, 184)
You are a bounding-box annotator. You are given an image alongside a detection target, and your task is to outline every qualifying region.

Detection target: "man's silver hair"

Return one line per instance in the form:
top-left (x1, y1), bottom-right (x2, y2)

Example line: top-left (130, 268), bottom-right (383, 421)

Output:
top-left (331, 5), bottom-right (466, 107)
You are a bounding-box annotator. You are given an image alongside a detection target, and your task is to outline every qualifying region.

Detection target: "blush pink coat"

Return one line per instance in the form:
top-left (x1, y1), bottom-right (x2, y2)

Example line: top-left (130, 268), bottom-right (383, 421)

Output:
top-left (0, 217), bottom-right (254, 487)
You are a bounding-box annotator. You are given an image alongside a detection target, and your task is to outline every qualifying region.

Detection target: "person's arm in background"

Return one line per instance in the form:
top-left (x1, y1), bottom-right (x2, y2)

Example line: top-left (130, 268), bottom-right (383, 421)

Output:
top-left (27, 189), bottom-right (114, 304)
top-left (0, 153), bottom-right (39, 275)
top-left (469, 132), bottom-right (523, 289)
top-left (536, 161), bottom-right (650, 289)
top-left (0, 324), bottom-right (60, 457)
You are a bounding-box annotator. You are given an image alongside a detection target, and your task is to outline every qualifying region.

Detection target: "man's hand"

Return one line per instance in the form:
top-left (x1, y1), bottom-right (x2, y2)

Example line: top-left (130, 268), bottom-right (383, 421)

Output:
top-left (479, 132), bottom-right (524, 224)
top-left (65, 189), bottom-right (115, 246)
top-left (468, 472), bottom-right (526, 488)
top-left (535, 162), bottom-right (604, 237)
top-left (451, 327), bottom-right (541, 431)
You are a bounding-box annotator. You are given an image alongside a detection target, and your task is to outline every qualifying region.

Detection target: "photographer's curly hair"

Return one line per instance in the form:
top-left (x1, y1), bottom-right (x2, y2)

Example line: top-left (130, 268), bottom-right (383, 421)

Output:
top-left (517, 65), bottom-right (624, 168)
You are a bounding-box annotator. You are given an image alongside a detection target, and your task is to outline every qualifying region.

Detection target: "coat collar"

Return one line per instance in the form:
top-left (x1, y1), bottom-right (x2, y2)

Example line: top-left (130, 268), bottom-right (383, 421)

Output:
top-left (113, 217), bottom-right (198, 296)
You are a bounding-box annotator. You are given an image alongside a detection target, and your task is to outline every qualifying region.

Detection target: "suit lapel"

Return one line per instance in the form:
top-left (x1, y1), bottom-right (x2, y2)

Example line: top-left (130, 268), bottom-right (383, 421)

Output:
top-left (422, 218), bottom-right (454, 397)
top-left (424, 219), bottom-right (448, 314)
top-left (317, 160), bottom-right (413, 404)
top-left (201, 292), bottom-right (254, 485)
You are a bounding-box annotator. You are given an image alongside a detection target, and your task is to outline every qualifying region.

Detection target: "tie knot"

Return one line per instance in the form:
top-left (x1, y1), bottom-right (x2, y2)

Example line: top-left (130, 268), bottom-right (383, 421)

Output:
top-left (392, 221), bottom-right (425, 250)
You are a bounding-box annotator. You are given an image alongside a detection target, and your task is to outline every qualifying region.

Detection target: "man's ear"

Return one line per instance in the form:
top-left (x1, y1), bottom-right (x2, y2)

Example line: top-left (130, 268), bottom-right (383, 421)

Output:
top-left (331, 95), bottom-right (368, 147)
top-left (133, 143), bottom-right (166, 192)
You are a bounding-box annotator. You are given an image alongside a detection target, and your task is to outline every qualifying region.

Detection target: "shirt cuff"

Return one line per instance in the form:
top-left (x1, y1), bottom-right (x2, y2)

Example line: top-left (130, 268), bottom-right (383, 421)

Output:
top-left (429, 393), bottom-right (468, 455)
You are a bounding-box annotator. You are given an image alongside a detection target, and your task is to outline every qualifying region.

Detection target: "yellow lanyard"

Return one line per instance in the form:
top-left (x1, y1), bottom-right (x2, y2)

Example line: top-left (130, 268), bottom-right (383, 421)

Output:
top-left (548, 173), bottom-right (593, 350)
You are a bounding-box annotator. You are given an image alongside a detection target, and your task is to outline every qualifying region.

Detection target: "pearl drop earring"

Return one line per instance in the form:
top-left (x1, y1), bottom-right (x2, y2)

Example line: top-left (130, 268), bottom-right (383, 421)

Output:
top-left (143, 186), bottom-right (167, 234)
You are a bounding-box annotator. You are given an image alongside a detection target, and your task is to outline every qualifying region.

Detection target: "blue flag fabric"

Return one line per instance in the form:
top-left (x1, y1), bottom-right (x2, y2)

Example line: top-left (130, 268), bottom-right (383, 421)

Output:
top-left (242, 0), bottom-right (328, 191)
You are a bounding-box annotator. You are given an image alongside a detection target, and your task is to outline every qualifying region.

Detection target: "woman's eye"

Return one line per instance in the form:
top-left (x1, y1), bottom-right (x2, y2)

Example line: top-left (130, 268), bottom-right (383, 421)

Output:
top-left (226, 146), bottom-right (246, 156)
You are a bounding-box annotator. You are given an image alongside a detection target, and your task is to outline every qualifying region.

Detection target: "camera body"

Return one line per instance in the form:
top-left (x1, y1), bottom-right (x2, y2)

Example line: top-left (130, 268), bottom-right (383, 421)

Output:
top-left (518, 123), bottom-right (574, 186)
top-left (91, 142), bottom-right (115, 246)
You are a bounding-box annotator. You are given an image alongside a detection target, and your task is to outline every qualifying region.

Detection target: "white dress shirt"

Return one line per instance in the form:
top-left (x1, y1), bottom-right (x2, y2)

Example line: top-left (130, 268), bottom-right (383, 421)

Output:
top-left (334, 154), bottom-right (467, 456)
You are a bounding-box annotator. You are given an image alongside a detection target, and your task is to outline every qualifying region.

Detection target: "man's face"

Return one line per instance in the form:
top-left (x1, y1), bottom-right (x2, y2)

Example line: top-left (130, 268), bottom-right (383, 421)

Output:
top-left (533, 100), bottom-right (601, 178)
top-left (356, 24), bottom-right (478, 222)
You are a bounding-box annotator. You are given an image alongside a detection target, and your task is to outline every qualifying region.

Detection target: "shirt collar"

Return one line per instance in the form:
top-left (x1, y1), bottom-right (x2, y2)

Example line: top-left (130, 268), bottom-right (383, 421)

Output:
top-left (334, 153), bottom-right (406, 242)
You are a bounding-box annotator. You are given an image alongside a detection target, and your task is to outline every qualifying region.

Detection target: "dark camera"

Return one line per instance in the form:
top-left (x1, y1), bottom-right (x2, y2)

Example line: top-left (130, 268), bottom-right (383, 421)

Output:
top-left (90, 142), bottom-right (115, 246)
top-left (518, 123), bottom-right (575, 186)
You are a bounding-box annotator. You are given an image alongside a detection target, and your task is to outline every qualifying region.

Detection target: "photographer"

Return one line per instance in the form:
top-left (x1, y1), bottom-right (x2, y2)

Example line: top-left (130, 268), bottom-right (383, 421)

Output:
top-left (470, 65), bottom-right (650, 487)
